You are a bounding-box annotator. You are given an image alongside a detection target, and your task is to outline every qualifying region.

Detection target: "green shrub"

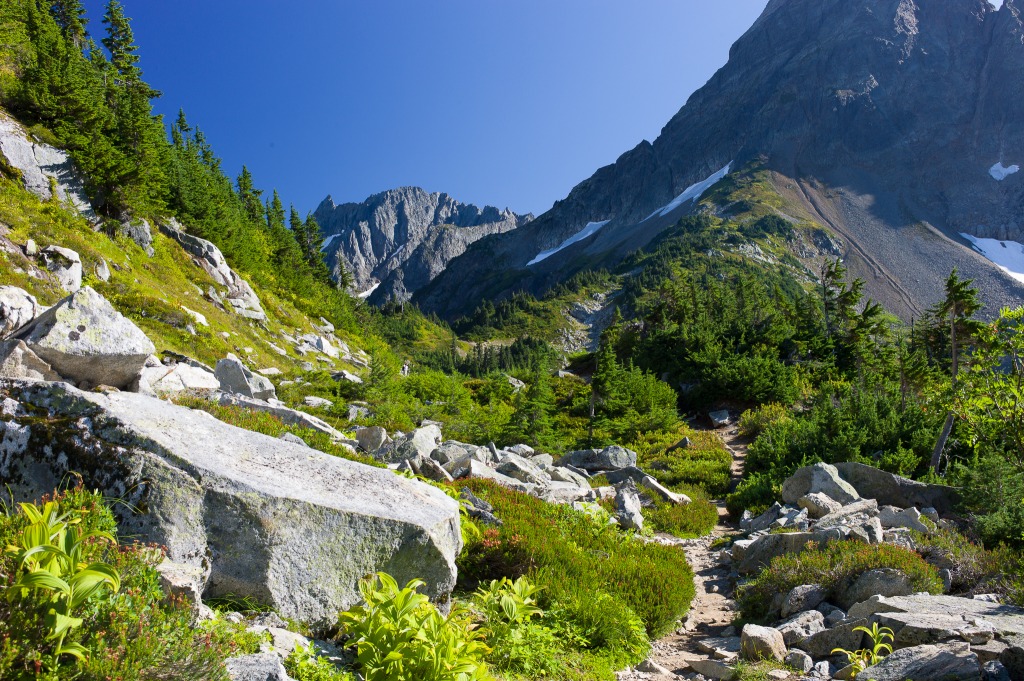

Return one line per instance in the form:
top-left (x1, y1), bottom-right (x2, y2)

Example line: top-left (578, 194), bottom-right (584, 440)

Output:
top-left (339, 573), bottom-right (490, 681)
top-left (640, 431), bottom-right (733, 497)
top-left (457, 479), bottom-right (693, 640)
top-left (472, 576), bottom-right (567, 677)
top-left (737, 540), bottom-right (943, 621)
top-left (645, 489), bottom-right (719, 539)
top-left (285, 643), bottom-right (355, 681)
top-left (726, 472), bottom-right (779, 517)
top-left (738, 403), bottom-right (792, 438)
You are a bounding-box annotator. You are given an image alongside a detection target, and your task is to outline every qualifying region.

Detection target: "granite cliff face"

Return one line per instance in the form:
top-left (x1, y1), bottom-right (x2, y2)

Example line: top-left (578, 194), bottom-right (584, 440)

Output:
top-left (417, 0), bottom-right (1024, 320)
top-left (313, 187), bottom-right (532, 303)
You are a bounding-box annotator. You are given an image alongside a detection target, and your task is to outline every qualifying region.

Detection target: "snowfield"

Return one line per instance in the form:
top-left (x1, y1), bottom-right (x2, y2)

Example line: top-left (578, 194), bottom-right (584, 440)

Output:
top-left (527, 220), bottom-right (611, 266)
top-left (320, 234), bottom-right (338, 251)
top-left (644, 162), bottom-right (733, 222)
top-left (989, 162), bottom-right (1019, 181)
top-left (961, 233), bottom-right (1024, 284)
top-left (357, 281), bottom-right (381, 299)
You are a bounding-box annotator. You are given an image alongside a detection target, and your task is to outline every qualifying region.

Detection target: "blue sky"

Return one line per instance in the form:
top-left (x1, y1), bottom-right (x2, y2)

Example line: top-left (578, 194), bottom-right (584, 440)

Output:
top-left (80, 1), bottom-right (770, 216)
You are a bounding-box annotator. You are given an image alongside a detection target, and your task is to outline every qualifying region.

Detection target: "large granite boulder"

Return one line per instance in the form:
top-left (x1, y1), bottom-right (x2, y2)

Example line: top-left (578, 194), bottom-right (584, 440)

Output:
top-left (380, 424), bottom-right (443, 463)
top-left (781, 462), bottom-right (860, 505)
top-left (737, 528), bottom-right (847, 574)
top-left (847, 594), bottom-right (1024, 647)
top-left (0, 285), bottom-right (41, 337)
top-left (0, 380), bottom-right (461, 632)
top-left (158, 219), bottom-right (266, 321)
top-left (835, 568), bottom-right (915, 609)
top-left (557, 445), bottom-right (637, 472)
top-left (139, 362), bottom-right (220, 395)
top-left (215, 354), bottom-right (276, 400)
top-left (117, 216), bottom-right (154, 256)
top-left (740, 623), bottom-right (787, 662)
top-left (834, 462), bottom-right (959, 513)
top-left (12, 287), bottom-right (154, 389)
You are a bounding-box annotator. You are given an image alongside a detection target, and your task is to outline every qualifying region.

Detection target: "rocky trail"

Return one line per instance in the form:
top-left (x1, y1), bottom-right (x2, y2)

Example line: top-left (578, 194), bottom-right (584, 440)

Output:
top-left (621, 426), bottom-right (754, 680)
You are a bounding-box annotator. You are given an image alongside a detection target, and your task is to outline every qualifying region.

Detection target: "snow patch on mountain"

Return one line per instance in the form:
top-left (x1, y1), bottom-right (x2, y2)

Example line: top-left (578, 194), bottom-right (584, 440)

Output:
top-left (527, 220), bottom-right (611, 266)
top-left (357, 282), bottom-right (381, 299)
top-left (644, 162), bottom-right (733, 222)
top-left (989, 162), bottom-right (1019, 181)
top-left (321, 234), bottom-right (338, 252)
top-left (961, 233), bottom-right (1024, 283)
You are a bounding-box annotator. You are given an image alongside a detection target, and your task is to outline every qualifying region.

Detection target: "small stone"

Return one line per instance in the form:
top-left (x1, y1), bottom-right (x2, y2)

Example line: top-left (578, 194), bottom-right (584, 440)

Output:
top-left (740, 623), bottom-right (787, 662)
top-left (637, 658), bottom-right (672, 674)
top-left (785, 649), bottom-right (813, 673)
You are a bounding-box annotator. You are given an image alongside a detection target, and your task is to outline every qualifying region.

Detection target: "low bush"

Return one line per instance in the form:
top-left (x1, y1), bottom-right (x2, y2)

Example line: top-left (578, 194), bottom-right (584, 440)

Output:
top-left (737, 539), bottom-right (943, 621)
top-left (457, 479), bottom-right (693, 643)
top-left (285, 643), bottom-right (355, 681)
top-left (640, 431), bottom-right (733, 497)
top-left (645, 488), bottom-right (719, 539)
top-left (737, 403), bottom-right (792, 438)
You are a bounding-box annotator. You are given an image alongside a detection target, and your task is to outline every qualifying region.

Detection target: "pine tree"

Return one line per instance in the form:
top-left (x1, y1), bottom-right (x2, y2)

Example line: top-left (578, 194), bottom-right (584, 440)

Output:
top-left (51, 0), bottom-right (88, 48)
top-left (236, 166), bottom-right (263, 224)
top-left (508, 364), bottom-right (555, 448)
top-left (930, 268), bottom-right (984, 472)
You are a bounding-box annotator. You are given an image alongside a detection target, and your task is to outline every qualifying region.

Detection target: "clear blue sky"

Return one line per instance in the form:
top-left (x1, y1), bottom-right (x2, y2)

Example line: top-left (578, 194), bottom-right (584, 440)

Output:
top-left (80, 1), bottom-right (770, 216)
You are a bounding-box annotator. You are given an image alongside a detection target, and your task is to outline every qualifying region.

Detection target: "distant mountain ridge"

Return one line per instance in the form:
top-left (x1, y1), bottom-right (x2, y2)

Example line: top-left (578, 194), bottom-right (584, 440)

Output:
top-left (314, 187), bottom-right (532, 303)
top-left (414, 0), bottom-right (1024, 320)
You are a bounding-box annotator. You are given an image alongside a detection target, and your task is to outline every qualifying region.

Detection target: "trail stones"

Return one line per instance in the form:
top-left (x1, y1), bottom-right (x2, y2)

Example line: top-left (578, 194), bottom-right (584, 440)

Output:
top-left (12, 286), bottom-right (154, 389)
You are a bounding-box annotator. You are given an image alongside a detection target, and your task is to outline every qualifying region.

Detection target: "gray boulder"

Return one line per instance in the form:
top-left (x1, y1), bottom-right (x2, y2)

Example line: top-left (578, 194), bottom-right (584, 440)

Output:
top-left (557, 445), bottom-right (637, 472)
top-left (740, 623), bottom-right (787, 662)
top-left (0, 286), bottom-right (41, 337)
top-left (687, 658), bottom-right (737, 680)
top-left (737, 528), bottom-right (847, 574)
top-left (614, 479), bottom-right (644, 531)
top-left (382, 424), bottom-right (443, 463)
top-left (547, 465), bottom-right (591, 488)
top-left (215, 354), bottom-right (276, 400)
top-left (496, 454), bottom-right (550, 485)
top-left (878, 505), bottom-right (931, 533)
top-left (781, 584), bottom-right (828, 618)
top-left (858, 643), bottom-right (982, 681)
top-left (798, 492), bottom-right (843, 519)
top-left (741, 502), bottom-right (784, 533)
top-left (225, 653), bottom-right (293, 681)
top-left (40, 245), bottom-right (82, 293)
top-left (13, 287), bottom-right (154, 389)
top-left (815, 498), bottom-right (880, 530)
top-left (798, 618), bottom-right (868, 658)
top-left (355, 426), bottom-right (388, 453)
top-left (785, 650), bottom-right (813, 673)
top-left (506, 443), bottom-right (534, 456)
top-left (781, 462), bottom-right (860, 505)
top-left (777, 609), bottom-right (825, 646)
top-left (0, 339), bottom-right (60, 381)
top-left (303, 395), bottom-right (333, 409)
top-left (709, 409), bottom-right (731, 427)
top-left (139, 362), bottom-right (220, 395)
top-left (117, 217), bottom-right (154, 256)
top-left (836, 568), bottom-right (914, 609)
top-left (834, 462), bottom-right (959, 513)
top-left (0, 380), bottom-right (461, 632)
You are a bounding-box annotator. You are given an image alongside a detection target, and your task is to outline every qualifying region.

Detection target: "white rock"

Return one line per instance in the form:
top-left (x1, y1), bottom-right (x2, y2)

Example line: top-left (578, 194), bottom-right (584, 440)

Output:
top-left (180, 306), bottom-right (208, 327)
top-left (0, 285), bottom-right (41, 338)
top-left (11, 286), bottom-right (154, 389)
top-left (40, 245), bottom-right (82, 293)
top-left (215, 354), bottom-right (276, 400)
top-left (0, 339), bottom-right (61, 381)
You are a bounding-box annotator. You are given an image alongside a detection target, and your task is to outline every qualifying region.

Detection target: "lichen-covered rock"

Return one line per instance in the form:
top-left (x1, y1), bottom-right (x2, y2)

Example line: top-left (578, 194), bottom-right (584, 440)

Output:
top-left (614, 479), bottom-right (644, 531)
top-left (117, 217), bottom-right (154, 256)
top-left (834, 462), bottom-right (959, 513)
top-left (139, 362), bottom-right (220, 395)
top-left (781, 584), bottom-right (828, 619)
top-left (0, 380), bottom-right (461, 632)
top-left (215, 354), bottom-right (276, 400)
top-left (225, 652), bottom-right (293, 681)
top-left (12, 287), bottom-right (154, 389)
top-left (0, 339), bottom-right (60, 381)
top-left (0, 285), bottom-right (41, 338)
top-left (355, 426), bottom-right (388, 453)
top-left (40, 245), bottom-right (82, 293)
top-left (836, 568), bottom-right (914, 609)
top-left (798, 492), bottom-right (842, 519)
top-left (777, 609), bottom-right (825, 646)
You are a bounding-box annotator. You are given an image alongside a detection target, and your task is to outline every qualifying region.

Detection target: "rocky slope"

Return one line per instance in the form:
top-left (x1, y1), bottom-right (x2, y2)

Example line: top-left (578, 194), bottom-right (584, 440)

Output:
top-left (313, 187), bottom-right (532, 303)
top-left (417, 0), bottom-right (1024, 320)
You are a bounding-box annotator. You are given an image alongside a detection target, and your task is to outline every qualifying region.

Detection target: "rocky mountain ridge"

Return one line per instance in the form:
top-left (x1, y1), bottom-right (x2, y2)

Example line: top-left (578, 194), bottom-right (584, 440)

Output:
top-left (314, 186), bottom-right (532, 303)
top-left (417, 0), bottom-right (1024, 320)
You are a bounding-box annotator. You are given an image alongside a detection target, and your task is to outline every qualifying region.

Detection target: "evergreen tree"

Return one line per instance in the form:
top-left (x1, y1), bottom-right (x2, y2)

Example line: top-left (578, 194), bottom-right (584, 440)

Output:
top-left (930, 268), bottom-right (984, 471)
top-left (507, 364), bottom-right (555, 448)
top-left (51, 0), bottom-right (88, 48)
top-left (236, 166), bottom-right (263, 224)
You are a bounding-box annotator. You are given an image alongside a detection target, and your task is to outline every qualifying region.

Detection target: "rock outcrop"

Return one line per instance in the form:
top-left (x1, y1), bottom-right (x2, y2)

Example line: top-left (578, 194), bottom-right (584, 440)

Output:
top-left (0, 110), bottom-right (96, 221)
top-left (0, 285), bottom-right (42, 337)
top-left (313, 187), bottom-right (532, 303)
top-left (418, 0), bottom-right (1024, 321)
top-left (0, 380), bottom-right (462, 631)
top-left (158, 219), bottom-right (266, 321)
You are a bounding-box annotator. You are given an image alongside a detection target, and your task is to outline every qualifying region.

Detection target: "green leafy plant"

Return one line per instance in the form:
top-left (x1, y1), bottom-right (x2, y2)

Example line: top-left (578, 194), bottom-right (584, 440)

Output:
top-left (472, 576), bottom-right (566, 675)
top-left (5, 499), bottom-right (121, 666)
top-left (831, 623), bottom-right (894, 677)
top-left (339, 572), bottom-right (491, 681)
top-left (284, 642), bottom-right (355, 681)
